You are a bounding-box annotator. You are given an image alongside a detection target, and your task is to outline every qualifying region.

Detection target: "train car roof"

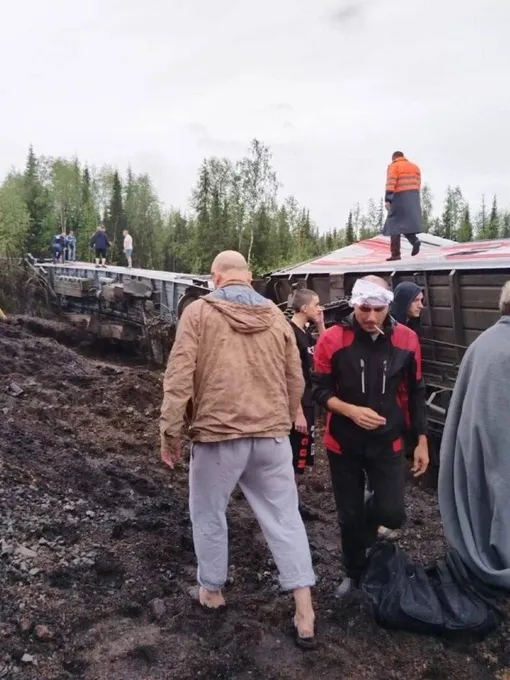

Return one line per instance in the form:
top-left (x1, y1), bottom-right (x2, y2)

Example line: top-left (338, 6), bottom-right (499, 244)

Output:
top-left (269, 235), bottom-right (510, 276)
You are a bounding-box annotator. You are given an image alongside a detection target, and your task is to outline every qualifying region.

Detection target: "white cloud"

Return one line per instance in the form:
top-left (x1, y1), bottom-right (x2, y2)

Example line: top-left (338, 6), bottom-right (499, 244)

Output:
top-left (1, 0), bottom-right (509, 230)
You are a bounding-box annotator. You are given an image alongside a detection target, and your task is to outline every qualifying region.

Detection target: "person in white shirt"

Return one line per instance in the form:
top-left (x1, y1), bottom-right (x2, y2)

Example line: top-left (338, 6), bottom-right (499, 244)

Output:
top-left (123, 230), bottom-right (133, 268)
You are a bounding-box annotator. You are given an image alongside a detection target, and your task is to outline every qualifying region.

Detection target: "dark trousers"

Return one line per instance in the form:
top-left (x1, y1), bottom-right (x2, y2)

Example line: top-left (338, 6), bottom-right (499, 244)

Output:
top-left (327, 443), bottom-right (406, 580)
top-left (390, 233), bottom-right (418, 258)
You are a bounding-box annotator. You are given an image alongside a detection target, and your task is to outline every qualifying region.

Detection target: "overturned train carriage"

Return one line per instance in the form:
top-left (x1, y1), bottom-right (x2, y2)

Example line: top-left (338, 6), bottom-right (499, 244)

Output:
top-left (29, 259), bottom-right (211, 363)
top-left (259, 236), bottom-right (510, 456)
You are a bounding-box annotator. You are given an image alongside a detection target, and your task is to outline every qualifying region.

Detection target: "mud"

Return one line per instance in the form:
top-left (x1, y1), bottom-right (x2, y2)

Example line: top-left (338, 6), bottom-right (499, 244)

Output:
top-left (0, 320), bottom-right (509, 680)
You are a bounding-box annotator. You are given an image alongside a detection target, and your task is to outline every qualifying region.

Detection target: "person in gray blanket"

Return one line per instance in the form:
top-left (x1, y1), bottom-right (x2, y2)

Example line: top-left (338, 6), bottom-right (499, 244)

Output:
top-left (439, 281), bottom-right (510, 592)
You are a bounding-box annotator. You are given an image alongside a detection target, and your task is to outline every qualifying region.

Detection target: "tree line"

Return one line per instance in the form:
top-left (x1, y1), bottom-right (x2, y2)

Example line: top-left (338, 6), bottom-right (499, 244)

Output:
top-left (0, 140), bottom-right (508, 275)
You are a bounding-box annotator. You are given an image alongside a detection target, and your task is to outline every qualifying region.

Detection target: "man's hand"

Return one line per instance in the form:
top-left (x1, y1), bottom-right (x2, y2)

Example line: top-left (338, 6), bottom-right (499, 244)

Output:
top-left (411, 444), bottom-right (429, 477)
top-left (347, 406), bottom-right (386, 430)
top-left (295, 410), bottom-right (308, 434)
top-left (161, 437), bottom-right (182, 469)
top-left (385, 201), bottom-right (391, 211)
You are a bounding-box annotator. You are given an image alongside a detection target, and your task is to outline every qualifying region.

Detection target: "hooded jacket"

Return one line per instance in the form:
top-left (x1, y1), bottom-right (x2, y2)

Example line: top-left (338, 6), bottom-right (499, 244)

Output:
top-left (312, 312), bottom-right (427, 454)
top-left (89, 230), bottom-right (110, 251)
top-left (391, 282), bottom-right (422, 333)
top-left (160, 281), bottom-right (305, 445)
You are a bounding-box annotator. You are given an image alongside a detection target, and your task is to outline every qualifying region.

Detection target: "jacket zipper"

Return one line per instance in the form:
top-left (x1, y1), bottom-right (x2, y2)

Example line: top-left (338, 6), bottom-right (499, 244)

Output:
top-left (382, 359), bottom-right (388, 394)
top-left (360, 358), bottom-right (366, 394)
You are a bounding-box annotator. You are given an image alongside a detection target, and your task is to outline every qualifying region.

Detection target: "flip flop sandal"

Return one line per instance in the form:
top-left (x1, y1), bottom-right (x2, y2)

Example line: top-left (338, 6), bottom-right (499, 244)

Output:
top-left (292, 619), bottom-right (317, 651)
top-left (378, 526), bottom-right (399, 540)
top-left (187, 585), bottom-right (227, 613)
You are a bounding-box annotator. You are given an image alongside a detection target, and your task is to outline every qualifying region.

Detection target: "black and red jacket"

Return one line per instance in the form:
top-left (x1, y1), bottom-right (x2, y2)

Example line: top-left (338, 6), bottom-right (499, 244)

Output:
top-left (312, 312), bottom-right (427, 454)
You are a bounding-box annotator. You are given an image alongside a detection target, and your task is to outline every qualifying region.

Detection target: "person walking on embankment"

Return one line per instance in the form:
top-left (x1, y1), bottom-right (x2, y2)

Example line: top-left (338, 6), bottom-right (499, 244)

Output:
top-left (383, 151), bottom-right (423, 262)
top-left (159, 250), bottom-right (317, 649)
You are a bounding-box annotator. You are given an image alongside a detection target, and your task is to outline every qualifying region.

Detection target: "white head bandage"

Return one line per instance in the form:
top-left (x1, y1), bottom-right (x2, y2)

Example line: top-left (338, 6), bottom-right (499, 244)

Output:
top-left (349, 279), bottom-right (394, 307)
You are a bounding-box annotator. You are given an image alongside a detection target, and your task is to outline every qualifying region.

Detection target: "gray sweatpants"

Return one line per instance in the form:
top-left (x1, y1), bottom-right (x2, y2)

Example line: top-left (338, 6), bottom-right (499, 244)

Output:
top-left (189, 436), bottom-right (316, 592)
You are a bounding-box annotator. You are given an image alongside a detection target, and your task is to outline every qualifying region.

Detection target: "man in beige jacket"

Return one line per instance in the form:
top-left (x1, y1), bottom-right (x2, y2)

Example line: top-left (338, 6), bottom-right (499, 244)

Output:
top-left (160, 250), bottom-right (316, 649)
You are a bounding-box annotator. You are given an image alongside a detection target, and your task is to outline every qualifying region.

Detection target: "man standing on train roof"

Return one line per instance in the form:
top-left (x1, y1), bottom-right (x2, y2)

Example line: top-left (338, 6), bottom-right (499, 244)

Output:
top-left (89, 224), bottom-right (110, 268)
top-left (312, 275), bottom-right (429, 600)
top-left (383, 151), bottom-right (423, 262)
top-left (391, 282), bottom-right (424, 333)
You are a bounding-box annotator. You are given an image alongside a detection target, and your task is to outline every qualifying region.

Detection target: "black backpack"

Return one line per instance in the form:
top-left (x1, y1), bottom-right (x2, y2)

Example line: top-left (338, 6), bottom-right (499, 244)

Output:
top-left (361, 541), bottom-right (504, 640)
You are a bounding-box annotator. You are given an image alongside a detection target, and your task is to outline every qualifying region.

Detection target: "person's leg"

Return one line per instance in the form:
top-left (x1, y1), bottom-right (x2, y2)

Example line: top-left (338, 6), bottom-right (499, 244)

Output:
top-left (389, 234), bottom-right (401, 259)
top-left (327, 449), bottom-right (367, 590)
top-left (95, 249), bottom-right (100, 266)
top-left (128, 251), bottom-right (132, 267)
top-left (405, 233), bottom-right (421, 256)
top-left (294, 407), bottom-right (321, 522)
top-left (239, 436), bottom-right (315, 639)
top-left (189, 439), bottom-right (250, 606)
top-left (364, 442), bottom-right (407, 551)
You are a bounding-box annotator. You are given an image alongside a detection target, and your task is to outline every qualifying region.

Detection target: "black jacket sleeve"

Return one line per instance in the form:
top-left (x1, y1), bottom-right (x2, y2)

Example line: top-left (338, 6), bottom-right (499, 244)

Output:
top-left (407, 335), bottom-right (428, 437)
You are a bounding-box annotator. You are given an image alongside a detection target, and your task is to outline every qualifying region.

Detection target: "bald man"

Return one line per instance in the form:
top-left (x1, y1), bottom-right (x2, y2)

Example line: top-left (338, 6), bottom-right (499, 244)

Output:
top-left (159, 250), bottom-right (316, 649)
top-left (312, 275), bottom-right (429, 599)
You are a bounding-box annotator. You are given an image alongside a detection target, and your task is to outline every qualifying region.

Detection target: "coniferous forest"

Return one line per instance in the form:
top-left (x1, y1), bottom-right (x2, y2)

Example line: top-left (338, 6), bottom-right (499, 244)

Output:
top-left (1, 139), bottom-right (509, 275)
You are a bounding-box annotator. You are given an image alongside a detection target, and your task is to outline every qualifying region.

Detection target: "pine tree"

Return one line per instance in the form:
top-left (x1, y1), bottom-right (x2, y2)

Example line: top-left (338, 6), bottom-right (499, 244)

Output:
top-left (78, 166), bottom-right (98, 260)
top-left (192, 161), bottom-right (212, 272)
top-left (105, 171), bottom-right (125, 262)
top-left (457, 205), bottom-right (473, 242)
top-left (23, 146), bottom-right (51, 256)
top-left (501, 212), bottom-right (510, 239)
top-left (486, 195), bottom-right (500, 240)
top-left (421, 183), bottom-right (434, 233)
top-left (476, 195), bottom-right (488, 239)
top-left (345, 211), bottom-right (354, 245)
top-left (277, 206), bottom-right (292, 263)
top-left (439, 186), bottom-right (464, 240)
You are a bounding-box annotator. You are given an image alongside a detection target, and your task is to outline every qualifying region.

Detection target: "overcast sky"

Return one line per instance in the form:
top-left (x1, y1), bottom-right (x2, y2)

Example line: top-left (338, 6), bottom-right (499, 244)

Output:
top-left (1, 0), bottom-right (509, 230)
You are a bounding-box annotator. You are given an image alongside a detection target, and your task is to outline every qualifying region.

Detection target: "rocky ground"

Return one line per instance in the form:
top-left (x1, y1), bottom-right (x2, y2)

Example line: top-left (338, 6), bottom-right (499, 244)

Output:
top-left (0, 319), bottom-right (509, 680)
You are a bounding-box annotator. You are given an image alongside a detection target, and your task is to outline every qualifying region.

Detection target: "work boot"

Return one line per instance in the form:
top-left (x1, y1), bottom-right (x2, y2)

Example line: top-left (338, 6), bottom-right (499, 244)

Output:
top-left (334, 577), bottom-right (357, 600)
top-left (411, 240), bottom-right (421, 256)
top-left (386, 255), bottom-right (401, 262)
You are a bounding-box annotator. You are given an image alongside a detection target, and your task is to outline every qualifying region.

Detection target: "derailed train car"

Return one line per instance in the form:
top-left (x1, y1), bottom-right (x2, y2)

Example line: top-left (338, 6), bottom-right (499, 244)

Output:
top-left (259, 235), bottom-right (510, 455)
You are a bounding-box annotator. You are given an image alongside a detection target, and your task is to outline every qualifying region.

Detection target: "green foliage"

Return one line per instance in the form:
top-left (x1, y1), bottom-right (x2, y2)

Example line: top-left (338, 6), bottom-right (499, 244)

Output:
top-left (457, 205), bottom-right (473, 243)
top-left (345, 211), bottom-right (355, 245)
top-left (2, 141), bottom-right (509, 277)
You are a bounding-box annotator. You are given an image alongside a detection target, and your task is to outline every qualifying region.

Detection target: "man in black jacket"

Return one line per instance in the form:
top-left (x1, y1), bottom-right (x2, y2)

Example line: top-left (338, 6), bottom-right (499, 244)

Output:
top-left (312, 275), bottom-right (429, 598)
top-left (89, 225), bottom-right (110, 268)
top-left (288, 288), bottom-right (325, 521)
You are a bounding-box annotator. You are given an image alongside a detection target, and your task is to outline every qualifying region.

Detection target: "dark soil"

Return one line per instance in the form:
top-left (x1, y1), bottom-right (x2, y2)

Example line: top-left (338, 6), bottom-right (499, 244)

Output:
top-left (0, 320), bottom-right (509, 680)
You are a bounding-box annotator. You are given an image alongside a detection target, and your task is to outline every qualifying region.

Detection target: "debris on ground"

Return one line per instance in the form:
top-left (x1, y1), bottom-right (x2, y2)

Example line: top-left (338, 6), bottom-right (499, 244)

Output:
top-left (0, 321), bottom-right (509, 680)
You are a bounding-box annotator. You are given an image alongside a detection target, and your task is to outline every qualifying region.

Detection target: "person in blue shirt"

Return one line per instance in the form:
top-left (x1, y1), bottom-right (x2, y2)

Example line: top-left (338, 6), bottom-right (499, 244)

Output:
top-left (66, 231), bottom-right (77, 262)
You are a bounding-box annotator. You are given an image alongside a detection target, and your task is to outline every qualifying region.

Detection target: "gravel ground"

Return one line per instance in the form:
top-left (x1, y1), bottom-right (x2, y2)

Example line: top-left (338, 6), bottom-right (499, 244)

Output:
top-left (0, 319), bottom-right (509, 680)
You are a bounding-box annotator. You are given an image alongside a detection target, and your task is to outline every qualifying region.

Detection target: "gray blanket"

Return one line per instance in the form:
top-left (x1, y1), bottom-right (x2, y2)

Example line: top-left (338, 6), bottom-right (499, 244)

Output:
top-left (438, 316), bottom-right (510, 590)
